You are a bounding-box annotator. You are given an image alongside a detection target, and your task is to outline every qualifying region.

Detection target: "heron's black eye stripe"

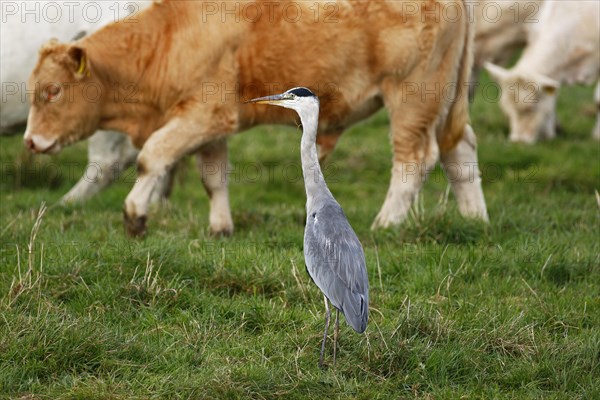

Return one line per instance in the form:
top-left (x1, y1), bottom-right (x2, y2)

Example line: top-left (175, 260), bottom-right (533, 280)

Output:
top-left (288, 87), bottom-right (315, 98)
top-left (312, 212), bottom-right (317, 218)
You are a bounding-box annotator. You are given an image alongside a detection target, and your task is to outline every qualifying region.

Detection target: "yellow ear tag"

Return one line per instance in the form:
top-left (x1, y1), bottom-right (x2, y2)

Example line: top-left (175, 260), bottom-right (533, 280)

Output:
top-left (77, 54), bottom-right (90, 77)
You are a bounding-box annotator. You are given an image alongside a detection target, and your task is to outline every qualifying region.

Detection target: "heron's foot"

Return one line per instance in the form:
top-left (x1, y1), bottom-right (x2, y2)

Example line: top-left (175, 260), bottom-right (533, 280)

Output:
top-left (124, 210), bottom-right (147, 238)
top-left (318, 360), bottom-right (330, 370)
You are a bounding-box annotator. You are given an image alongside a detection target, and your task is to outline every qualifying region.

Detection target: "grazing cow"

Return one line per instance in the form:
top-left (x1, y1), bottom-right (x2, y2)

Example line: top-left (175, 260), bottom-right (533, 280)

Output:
top-left (485, 1), bottom-right (600, 143)
top-left (24, 0), bottom-right (488, 237)
top-left (0, 1), bottom-right (151, 202)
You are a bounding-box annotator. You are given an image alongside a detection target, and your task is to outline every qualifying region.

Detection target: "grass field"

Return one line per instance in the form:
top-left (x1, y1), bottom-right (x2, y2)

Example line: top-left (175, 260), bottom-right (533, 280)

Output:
top-left (1, 75), bottom-right (599, 399)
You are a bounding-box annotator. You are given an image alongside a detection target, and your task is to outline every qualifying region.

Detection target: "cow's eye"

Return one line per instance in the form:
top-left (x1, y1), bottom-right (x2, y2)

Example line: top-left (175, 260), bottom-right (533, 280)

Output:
top-left (44, 84), bottom-right (62, 102)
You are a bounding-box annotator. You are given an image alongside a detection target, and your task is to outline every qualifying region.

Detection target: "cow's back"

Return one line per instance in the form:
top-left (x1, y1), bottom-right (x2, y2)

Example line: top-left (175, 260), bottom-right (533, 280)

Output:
top-left (473, 0), bottom-right (543, 69)
top-left (518, 0), bottom-right (600, 84)
top-left (236, 0), bottom-right (470, 134)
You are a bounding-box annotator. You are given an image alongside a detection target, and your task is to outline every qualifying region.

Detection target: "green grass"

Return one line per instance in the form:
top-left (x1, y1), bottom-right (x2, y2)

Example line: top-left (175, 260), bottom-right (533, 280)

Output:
top-left (1, 75), bottom-right (599, 399)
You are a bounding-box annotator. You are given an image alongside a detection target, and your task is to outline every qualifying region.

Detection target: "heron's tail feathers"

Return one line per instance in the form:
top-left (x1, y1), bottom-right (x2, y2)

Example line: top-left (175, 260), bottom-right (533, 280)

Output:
top-left (342, 292), bottom-right (368, 333)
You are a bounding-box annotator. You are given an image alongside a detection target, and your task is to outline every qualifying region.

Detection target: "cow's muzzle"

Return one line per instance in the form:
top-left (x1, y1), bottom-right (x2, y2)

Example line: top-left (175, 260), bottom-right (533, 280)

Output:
top-left (24, 134), bottom-right (60, 154)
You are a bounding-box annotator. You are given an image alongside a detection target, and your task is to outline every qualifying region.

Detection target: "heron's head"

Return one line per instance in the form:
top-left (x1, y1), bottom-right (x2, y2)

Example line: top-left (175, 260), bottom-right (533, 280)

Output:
top-left (246, 87), bottom-right (319, 113)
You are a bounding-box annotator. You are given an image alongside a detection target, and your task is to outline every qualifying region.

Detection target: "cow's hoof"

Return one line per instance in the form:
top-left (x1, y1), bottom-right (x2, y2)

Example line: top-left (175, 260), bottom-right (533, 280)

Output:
top-left (592, 123), bottom-right (600, 141)
top-left (209, 216), bottom-right (234, 237)
top-left (370, 218), bottom-right (388, 231)
top-left (210, 226), bottom-right (233, 237)
top-left (371, 212), bottom-right (403, 230)
top-left (124, 211), bottom-right (147, 238)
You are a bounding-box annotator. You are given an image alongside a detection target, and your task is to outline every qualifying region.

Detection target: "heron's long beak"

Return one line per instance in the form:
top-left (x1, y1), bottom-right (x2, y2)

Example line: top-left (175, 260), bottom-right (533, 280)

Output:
top-left (245, 93), bottom-right (286, 105)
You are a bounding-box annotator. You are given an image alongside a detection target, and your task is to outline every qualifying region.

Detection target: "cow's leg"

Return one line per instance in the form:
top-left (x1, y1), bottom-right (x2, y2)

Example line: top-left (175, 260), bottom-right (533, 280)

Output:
top-left (123, 118), bottom-right (221, 237)
top-left (316, 131), bottom-right (343, 162)
top-left (371, 83), bottom-right (440, 229)
top-left (196, 139), bottom-right (233, 236)
top-left (539, 110), bottom-right (557, 141)
top-left (439, 124), bottom-right (489, 221)
top-left (468, 66), bottom-right (481, 101)
top-left (61, 130), bottom-right (138, 204)
top-left (147, 164), bottom-right (177, 207)
top-left (593, 81), bottom-right (600, 140)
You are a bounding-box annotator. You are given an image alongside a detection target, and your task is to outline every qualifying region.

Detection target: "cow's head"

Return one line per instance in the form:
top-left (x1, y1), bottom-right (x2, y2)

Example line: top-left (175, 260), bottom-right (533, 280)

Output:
top-left (485, 62), bottom-right (559, 144)
top-left (24, 40), bottom-right (101, 154)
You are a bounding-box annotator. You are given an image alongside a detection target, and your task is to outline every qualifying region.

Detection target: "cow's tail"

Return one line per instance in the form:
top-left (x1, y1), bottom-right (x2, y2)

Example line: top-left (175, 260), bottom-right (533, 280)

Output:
top-left (440, 0), bottom-right (474, 153)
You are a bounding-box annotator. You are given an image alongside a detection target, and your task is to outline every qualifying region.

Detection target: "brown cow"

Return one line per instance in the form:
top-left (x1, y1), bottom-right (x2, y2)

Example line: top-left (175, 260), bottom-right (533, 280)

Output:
top-left (25, 0), bottom-right (488, 237)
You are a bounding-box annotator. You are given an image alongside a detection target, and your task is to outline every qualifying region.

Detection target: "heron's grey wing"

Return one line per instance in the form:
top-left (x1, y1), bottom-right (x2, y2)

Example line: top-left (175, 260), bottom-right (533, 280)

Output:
top-left (304, 200), bottom-right (369, 333)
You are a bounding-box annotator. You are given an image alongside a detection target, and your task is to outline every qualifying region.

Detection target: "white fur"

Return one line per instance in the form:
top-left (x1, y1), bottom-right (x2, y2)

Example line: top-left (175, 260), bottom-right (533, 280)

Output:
top-left (594, 82), bottom-right (600, 140)
top-left (440, 125), bottom-right (488, 221)
top-left (60, 130), bottom-right (140, 203)
top-left (485, 1), bottom-right (600, 143)
top-left (473, 0), bottom-right (543, 70)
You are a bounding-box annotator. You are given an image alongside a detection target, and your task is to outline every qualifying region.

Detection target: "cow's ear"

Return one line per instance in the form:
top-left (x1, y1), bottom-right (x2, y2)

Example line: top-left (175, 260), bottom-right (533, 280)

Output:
top-left (40, 38), bottom-right (60, 54)
top-left (484, 62), bottom-right (510, 82)
top-left (68, 46), bottom-right (89, 79)
top-left (539, 76), bottom-right (559, 95)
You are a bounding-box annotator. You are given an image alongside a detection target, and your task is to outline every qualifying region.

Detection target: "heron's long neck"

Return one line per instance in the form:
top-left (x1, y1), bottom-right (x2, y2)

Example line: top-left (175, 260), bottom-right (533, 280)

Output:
top-left (299, 104), bottom-right (332, 210)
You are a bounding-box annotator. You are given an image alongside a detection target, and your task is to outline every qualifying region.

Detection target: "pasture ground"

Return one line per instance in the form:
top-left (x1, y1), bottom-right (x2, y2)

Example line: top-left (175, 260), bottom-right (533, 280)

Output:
top-left (1, 76), bottom-right (599, 399)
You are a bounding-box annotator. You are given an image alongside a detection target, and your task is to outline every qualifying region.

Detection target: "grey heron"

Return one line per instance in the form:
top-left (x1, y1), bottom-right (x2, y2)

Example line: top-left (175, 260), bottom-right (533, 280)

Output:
top-left (247, 87), bottom-right (369, 368)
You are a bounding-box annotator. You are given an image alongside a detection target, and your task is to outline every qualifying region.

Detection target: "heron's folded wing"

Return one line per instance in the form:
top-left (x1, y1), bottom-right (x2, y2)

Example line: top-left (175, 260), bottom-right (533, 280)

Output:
top-left (304, 201), bottom-right (369, 332)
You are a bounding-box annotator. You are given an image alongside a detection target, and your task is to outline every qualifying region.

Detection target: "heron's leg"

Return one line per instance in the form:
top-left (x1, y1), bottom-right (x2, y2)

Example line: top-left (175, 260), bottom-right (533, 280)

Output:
top-left (333, 309), bottom-right (340, 368)
top-left (319, 295), bottom-right (331, 369)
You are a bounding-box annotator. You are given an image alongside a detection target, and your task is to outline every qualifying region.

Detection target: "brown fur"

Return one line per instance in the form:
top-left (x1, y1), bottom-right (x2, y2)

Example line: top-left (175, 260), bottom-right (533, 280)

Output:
top-left (26, 0), bottom-right (480, 234)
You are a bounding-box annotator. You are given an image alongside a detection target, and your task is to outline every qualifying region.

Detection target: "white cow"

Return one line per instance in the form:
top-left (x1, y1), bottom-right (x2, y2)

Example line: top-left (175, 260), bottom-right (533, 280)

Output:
top-left (472, 0), bottom-right (543, 80)
top-left (485, 1), bottom-right (600, 143)
top-left (0, 1), bottom-right (148, 201)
